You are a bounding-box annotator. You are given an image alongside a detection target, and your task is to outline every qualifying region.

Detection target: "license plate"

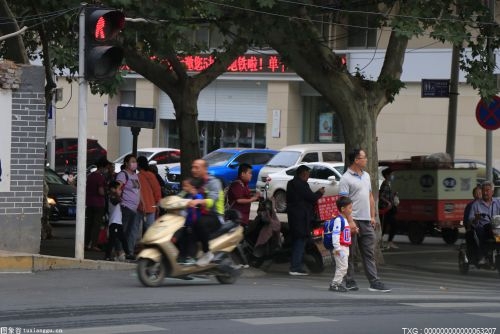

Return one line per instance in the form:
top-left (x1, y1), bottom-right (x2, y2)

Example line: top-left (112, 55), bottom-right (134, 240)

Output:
top-left (495, 235), bottom-right (500, 243)
top-left (68, 207), bottom-right (76, 216)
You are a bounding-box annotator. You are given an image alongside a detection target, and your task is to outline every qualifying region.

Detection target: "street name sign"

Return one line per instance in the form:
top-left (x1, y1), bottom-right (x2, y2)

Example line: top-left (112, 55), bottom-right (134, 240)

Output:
top-left (421, 79), bottom-right (450, 98)
top-left (117, 106), bottom-right (156, 129)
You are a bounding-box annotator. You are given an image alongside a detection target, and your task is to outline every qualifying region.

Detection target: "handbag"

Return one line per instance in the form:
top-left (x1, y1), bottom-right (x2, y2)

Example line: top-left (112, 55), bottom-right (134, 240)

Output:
top-left (98, 226), bottom-right (108, 245)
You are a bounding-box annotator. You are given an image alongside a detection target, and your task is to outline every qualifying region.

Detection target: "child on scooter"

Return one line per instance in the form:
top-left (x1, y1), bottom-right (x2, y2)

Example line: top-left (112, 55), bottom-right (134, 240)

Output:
top-left (176, 179), bottom-right (203, 265)
top-left (328, 196), bottom-right (355, 292)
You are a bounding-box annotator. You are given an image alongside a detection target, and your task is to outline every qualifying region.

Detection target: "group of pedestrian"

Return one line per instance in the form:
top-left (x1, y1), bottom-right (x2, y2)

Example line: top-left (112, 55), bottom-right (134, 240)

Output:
top-left (85, 154), bottom-right (163, 261)
top-left (284, 148), bottom-right (391, 293)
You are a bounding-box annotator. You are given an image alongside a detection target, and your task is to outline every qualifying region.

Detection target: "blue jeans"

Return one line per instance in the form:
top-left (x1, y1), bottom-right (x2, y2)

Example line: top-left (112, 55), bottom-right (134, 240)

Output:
top-left (137, 212), bottom-right (156, 234)
top-left (290, 237), bottom-right (307, 272)
top-left (122, 206), bottom-right (139, 256)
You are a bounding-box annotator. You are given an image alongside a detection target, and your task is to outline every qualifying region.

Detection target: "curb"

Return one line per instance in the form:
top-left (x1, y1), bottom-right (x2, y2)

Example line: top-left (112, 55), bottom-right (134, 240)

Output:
top-left (0, 251), bottom-right (267, 278)
top-left (0, 252), bottom-right (135, 273)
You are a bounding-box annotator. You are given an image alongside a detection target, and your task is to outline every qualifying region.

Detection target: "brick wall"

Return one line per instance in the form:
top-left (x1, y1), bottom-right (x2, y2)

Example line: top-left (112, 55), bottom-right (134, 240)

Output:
top-left (0, 65), bottom-right (45, 253)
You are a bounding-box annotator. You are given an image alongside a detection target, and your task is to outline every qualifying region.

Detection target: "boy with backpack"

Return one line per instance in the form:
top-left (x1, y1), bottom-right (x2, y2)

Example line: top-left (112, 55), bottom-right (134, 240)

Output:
top-left (323, 196), bottom-right (357, 292)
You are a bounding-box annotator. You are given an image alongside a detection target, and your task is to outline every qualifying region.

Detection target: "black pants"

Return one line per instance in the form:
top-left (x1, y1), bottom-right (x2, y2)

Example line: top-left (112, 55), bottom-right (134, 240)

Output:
top-left (105, 223), bottom-right (129, 258)
top-left (381, 208), bottom-right (397, 242)
top-left (177, 226), bottom-right (198, 258)
top-left (192, 214), bottom-right (221, 253)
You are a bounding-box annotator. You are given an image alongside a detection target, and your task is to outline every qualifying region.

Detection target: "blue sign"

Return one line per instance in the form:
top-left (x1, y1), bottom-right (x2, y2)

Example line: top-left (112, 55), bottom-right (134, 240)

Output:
top-left (117, 106), bottom-right (156, 129)
top-left (476, 96), bottom-right (500, 130)
top-left (421, 79), bottom-right (450, 98)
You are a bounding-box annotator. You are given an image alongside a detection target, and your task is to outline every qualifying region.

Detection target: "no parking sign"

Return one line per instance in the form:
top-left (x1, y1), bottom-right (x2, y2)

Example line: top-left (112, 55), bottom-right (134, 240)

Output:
top-left (476, 96), bottom-right (500, 130)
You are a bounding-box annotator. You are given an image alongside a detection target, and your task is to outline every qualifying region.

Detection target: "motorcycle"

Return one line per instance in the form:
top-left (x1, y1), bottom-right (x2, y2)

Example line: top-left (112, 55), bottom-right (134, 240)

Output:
top-left (458, 215), bottom-right (500, 275)
top-left (238, 181), bottom-right (326, 273)
top-left (136, 196), bottom-right (244, 287)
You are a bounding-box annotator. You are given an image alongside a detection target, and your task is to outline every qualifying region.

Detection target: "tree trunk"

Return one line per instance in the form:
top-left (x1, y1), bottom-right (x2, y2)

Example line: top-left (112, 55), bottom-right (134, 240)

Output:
top-left (171, 81), bottom-right (201, 181)
top-left (0, 0), bottom-right (29, 64)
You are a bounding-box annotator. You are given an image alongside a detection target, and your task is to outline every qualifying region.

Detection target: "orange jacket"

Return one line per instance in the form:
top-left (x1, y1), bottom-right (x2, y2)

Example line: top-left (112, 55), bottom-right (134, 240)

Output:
top-left (138, 170), bottom-right (162, 213)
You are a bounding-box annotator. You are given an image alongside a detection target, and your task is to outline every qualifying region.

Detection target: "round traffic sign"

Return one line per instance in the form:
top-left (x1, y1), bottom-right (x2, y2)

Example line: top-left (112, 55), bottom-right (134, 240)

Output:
top-left (476, 96), bottom-right (500, 130)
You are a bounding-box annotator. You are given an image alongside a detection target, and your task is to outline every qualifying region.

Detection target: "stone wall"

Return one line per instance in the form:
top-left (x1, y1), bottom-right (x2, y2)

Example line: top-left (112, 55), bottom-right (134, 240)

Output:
top-left (0, 64), bottom-right (45, 253)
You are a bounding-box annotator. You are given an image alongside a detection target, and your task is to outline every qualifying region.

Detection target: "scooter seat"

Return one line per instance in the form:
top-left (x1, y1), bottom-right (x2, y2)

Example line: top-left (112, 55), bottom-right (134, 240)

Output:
top-left (209, 221), bottom-right (239, 240)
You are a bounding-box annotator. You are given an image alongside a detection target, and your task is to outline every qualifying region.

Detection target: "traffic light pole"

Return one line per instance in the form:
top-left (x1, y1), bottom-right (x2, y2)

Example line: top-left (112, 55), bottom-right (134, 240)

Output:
top-left (75, 4), bottom-right (88, 260)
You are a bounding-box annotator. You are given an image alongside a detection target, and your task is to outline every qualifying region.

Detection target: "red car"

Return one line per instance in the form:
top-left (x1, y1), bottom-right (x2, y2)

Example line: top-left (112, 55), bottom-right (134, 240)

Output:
top-left (54, 138), bottom-right (107, 174)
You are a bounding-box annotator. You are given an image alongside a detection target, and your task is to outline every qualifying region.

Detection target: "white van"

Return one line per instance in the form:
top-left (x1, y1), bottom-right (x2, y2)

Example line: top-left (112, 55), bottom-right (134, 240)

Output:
top-left (256, 143), bottom-right (345, 190)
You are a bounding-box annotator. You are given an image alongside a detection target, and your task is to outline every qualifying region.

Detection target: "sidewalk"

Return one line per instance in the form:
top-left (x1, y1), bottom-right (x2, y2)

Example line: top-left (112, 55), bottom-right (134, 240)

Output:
top-left (0, 221), bottom-right (266, 277)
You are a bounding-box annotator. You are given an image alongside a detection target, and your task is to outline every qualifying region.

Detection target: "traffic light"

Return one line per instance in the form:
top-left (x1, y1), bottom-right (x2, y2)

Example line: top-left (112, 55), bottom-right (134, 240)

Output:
top-left (84, 7), bottom-right (125, 81)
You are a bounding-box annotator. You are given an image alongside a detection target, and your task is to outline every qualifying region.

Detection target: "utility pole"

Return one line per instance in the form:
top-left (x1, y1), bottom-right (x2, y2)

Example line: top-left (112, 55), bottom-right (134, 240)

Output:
top-left (75, 3), bottom-right (88, 260)
top-left (486, 0), bottom-right (495, 183)
top-left (446, 44), bottom-right (460, 161)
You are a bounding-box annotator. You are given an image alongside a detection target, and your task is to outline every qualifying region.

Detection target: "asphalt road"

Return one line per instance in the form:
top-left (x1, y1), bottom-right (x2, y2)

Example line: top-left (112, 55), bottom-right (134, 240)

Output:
top-left (4, 222), bottom-right (493, 333)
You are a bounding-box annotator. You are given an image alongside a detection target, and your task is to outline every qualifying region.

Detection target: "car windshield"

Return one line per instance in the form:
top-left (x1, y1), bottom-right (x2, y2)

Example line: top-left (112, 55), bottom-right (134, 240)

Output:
top-left (114, 150), bottom-right (154, 164)
top-left (45, 169), bottom-right (66, 185)
top-left (203, 151), bottom-right (234, 166)
top-left (266, 151), bottom-right (301, 168)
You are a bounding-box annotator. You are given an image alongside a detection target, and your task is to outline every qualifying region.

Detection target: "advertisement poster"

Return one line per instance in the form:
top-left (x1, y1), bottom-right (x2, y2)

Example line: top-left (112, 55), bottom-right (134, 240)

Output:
top-left (0, 90), bottom-right (12, 192)
top-left (319, 112), bottom-right (333, 142)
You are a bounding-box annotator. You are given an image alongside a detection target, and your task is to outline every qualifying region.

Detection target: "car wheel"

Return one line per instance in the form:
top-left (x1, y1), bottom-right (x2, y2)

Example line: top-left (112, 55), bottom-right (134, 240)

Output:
top-left (273, 190), bottom-right (287, 213)
top-left (442, 228), bottom-right (459, 245)
top-left (408, 222), bottom-right (425, 245)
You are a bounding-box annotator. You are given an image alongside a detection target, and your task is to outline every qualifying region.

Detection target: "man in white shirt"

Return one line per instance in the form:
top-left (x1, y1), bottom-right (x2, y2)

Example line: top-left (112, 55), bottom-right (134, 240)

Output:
top-left (339, 148), bottom-right (391, 292)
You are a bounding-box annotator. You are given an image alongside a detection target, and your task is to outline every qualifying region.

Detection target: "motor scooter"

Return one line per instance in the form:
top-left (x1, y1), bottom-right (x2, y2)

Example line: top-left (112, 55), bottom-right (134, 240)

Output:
top-left (458, 215), bottom-right (500, 275)
top-left (136, 196), bottom-right (244, 287)
top-left (240, 180), bottom-right (326, 273)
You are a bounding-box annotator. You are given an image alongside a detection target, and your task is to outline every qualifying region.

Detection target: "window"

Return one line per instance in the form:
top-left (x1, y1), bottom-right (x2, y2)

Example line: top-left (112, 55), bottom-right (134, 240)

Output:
top-left (153, 151), bottom-right (181, 164)
top-left (286, 167), bottom-right (297, 176)
top-left (310, 166), bottom-right (336, 180)
top-left (302, 153), bottom-right (319, 163)
top-left (235, 153), bottom-right (254, 165)
top-left (252, 153), bottom-right (275, 165)
top-left (347, 13), bottom-right (377, 48)
top-left (323, 152), bottom-right (343, 162)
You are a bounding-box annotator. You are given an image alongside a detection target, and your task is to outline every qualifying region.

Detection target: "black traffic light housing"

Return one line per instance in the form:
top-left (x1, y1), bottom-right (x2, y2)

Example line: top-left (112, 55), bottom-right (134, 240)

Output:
top-left (85, 7), bottom-right (125, 81)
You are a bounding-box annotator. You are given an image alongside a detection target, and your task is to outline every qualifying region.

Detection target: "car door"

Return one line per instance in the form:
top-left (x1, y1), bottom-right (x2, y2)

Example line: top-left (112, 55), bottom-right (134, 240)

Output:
top-left (308, 164), bottom-right (339, 196)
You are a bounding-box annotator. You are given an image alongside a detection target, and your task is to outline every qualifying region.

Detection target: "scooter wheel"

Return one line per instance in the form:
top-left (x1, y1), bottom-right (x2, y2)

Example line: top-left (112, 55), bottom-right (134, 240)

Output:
top-left (216, 272), bottom-right (239, 284)
top-left (137, 258), bottom-right (166, 287)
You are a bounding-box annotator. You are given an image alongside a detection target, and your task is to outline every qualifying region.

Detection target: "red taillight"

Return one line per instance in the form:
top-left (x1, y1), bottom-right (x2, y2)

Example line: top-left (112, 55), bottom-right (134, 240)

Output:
top-left (312, 227), bottom-right (323, 237)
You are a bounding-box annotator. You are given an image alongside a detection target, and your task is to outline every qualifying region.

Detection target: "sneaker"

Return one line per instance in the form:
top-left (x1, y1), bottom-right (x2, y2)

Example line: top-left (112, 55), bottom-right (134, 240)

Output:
top-left (196, 251), bottom-right (214, 266)
top-left (387, 242), bottom-right (399, 249)
top-left (345, 279), bottom-right (359, 291)
top-left (329, 284), bottom-right (348, 292)
top-left (369, 280), bottom-right (392, 292)
top-left (289, 270), bottom-right (309, 276)
top-left (125, 254), bottom-right (136, 261)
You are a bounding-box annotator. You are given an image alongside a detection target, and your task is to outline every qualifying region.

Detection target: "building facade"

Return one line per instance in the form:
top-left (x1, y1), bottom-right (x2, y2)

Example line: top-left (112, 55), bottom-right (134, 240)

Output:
top-left (52, 25), bottom-right (500, 169)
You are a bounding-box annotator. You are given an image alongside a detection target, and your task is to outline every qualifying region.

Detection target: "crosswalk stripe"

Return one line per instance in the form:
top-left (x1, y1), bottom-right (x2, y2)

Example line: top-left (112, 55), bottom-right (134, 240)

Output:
top-left (402, 302), bottom-right (500, 308)
top-left (232, 316), bottom-right (337, 325)
top-left (64, 325), bottom-right (166, 334)
top-left (468, 312), bottom-right (500, 318)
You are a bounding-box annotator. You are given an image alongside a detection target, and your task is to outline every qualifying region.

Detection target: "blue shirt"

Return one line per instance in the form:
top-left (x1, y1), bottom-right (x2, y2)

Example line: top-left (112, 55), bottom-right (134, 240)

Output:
top-left (468, 198), bottom-right (500, 228)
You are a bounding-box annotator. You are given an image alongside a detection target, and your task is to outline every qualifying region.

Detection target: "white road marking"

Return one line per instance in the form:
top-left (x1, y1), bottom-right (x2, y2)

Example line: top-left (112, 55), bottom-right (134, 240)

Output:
top-left (468, 312), bottom-right (500, 318)
top-left (64, 324), bottom-right (166, 334)
top-left (232, 316), bottom-right (337, 325)
top-left (401, 302), bottom-right (500, 308)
